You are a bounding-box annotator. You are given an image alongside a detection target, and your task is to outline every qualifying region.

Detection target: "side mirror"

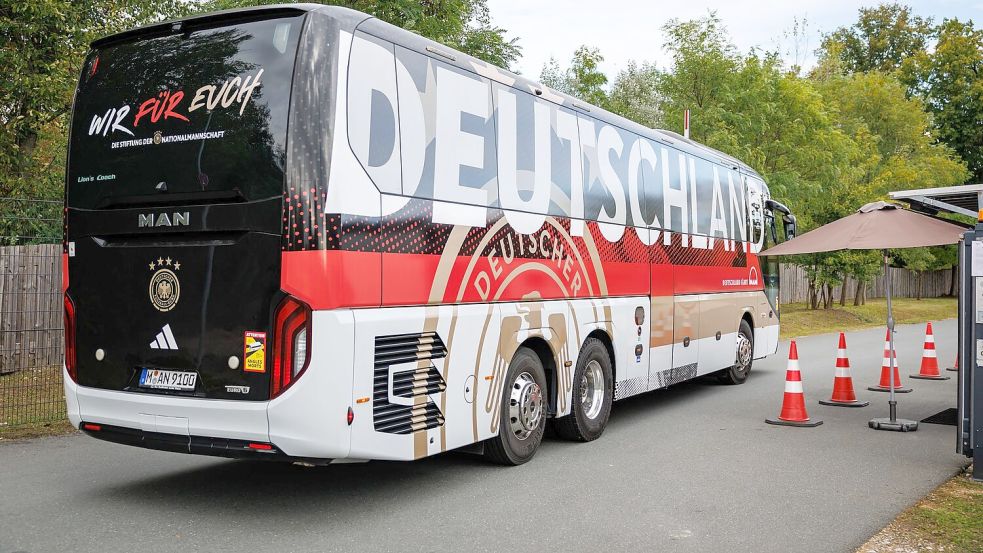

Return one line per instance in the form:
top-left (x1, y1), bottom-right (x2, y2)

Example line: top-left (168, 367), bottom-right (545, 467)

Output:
top-left (783, 214), bottom-right (797, 241)
top-left (768, 213), bottom-right (779, 244)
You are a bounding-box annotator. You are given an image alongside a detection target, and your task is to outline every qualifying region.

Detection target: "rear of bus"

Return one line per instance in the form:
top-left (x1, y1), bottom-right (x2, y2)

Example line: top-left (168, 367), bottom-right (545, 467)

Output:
top-left (63, 6), bottom-right (354, 461)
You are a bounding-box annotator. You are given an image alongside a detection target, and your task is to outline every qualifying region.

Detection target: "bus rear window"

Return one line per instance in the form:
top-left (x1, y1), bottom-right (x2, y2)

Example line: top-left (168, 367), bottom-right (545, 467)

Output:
top-left (67, 14), bottom-right (304, 208)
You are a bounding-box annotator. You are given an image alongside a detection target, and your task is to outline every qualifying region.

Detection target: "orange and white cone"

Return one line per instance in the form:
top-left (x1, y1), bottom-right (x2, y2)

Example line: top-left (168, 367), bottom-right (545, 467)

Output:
top-left (766, 340), bottom-right (823, 427)
top-left (947, 357), bottom-right (958, 373)
top-left (819, 332), bottom-right (868, 407)
top-left (911, 322), bottom-right (949, 380)
top-left (868, 329), bottom-right (912, 393)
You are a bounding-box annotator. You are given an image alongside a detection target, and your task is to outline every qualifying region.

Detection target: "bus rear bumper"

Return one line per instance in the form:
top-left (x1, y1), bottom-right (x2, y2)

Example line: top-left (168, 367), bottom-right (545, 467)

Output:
top-left (64, 310), bottom-right (355, 461)
top-left (69, 377), bottom-right (271, 444)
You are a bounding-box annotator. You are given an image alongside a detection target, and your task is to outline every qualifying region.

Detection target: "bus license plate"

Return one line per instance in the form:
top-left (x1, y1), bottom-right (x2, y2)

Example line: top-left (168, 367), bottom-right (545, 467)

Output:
top-left (139, 368), bottom-right (197, 391)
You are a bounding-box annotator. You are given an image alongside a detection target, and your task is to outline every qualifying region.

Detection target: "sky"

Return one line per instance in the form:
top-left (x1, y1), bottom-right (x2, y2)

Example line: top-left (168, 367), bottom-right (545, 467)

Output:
top-left (486, 0), bottom-right (982, 79)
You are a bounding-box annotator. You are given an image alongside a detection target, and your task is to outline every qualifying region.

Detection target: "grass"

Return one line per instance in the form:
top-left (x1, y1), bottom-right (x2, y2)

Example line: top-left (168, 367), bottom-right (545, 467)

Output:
top-left (858, 467), bottom-right (983, 553)
top-left (0, 366), bottom-right (76, 441)
top-left (780, 297), bottom-right (957, 339)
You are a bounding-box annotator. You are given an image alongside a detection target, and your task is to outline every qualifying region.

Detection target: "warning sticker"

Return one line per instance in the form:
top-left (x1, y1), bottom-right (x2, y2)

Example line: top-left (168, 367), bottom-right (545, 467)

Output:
top-left (243, 331), bottom-right (267, 373)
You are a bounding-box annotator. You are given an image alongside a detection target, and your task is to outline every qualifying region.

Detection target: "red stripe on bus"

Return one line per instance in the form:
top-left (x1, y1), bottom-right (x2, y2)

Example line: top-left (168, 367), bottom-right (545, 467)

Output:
top-left (283, 249), bottom-right (763, 310)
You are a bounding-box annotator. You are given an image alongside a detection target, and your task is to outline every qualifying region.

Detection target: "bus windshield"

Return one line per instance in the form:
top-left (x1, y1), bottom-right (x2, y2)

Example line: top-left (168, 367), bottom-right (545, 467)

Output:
top-left (67, 14), bottom-right (303, 209)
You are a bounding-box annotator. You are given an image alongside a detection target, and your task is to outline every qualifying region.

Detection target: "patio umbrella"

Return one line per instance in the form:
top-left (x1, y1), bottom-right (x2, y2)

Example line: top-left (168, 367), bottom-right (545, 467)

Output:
top-left (761, 201), bottom-right (967, 432)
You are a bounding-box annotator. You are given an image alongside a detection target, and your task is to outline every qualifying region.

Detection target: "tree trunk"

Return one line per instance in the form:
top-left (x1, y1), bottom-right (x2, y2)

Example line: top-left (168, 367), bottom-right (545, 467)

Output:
top-left (824, 283), bottom-right (834, 309)
top-left (839, 279), bottom-right (848, 306)
top-left (854, 280), bottom-right (863, 306)
top-left (949, 265), bottom-right (958, 297)
top-left (808, 279), bottom-right (818, 310)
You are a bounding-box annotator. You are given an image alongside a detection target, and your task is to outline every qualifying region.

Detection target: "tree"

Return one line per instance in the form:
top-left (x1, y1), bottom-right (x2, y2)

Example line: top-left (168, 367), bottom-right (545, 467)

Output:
top-left (811, 67), bottom-right (969, 198)
top-left (842, 251), bottom-right (882, 305)
top-left (202, 0), bottom-right (520, 69)
top-left (819, 3), bottom-right (932, 74)
top-left (539, 57), bottom-right (570, 94)
top-left (894, 248), bottom-right (934, 300)
top-left (537, 46), bottom-right (609, 108)
top-left (606, 61), bottom-right (663, 128)
top-left (909, 18), bottom-right (983, 183)
top-left (0, 1), bottom-right (192, 245)
top-left (0, 1), bottom-right (190, 200)
top-left (656, 13), bottom-right (737, 139)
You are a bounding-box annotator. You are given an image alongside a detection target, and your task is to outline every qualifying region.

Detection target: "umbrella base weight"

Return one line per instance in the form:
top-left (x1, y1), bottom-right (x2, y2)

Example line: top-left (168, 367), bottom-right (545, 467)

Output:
top-left (819, 399), bottom-right (869, 408)
top-left (868, 417), bottom-right (918, 432)
top-left (910, 374), bottom-right (950, 380)
top-left (765, 418), bottom-right (823, 427)
top-left (868, 386), bottom-right (912, 393)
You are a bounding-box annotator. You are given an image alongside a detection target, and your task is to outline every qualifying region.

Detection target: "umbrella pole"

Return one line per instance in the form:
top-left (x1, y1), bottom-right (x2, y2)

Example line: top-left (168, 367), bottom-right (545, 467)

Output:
top-left (869, 249), bottom-right (918, 432)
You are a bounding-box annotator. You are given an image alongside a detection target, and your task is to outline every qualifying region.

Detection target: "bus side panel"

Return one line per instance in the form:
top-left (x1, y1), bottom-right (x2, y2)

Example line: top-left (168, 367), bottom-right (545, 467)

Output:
top-left (348, 304), bottom-right (503, 461)
top-left (696, 293), bottom-right (742, 376)
top-left (346, 298), bottom-right (653, 461)
top-left (648, 294), bottom-right (674, 387)
top-left (267, 309), bottom-right (355, 459)
top-left (754, 299), bottom-right (780, 358)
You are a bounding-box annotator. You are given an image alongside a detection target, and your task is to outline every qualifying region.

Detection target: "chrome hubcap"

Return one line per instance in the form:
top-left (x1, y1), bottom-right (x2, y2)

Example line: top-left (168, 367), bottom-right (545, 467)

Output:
top-left (580, 360), bottom-right (605, 419)
top-left (509, 372), bottom-right (543, 440)
top-left (736, 333), bottom-right (753, 372)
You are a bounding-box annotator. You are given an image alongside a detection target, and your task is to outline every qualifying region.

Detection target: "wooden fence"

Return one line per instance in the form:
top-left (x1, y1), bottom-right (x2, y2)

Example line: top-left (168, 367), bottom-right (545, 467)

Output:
top-left (0, 243), bottom-right (63, 375)
top-left (779, 263), bottom-right (955, 305)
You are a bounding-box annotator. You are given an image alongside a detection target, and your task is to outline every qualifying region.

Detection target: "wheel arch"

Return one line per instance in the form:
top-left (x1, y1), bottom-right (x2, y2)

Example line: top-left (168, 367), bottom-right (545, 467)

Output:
top-left (585, 329), bottom-right (616, 385)
top-left (741, 310), bottom-right (755, 336)
top-left (517, 336), bottom-right (559, 416)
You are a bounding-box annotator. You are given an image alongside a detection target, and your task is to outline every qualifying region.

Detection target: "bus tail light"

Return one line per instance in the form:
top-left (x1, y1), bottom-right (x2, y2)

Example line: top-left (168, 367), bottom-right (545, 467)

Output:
top-left (64, 293), bottom-right (78, 383)
top-left (271, 296), bottom-right (311, 398)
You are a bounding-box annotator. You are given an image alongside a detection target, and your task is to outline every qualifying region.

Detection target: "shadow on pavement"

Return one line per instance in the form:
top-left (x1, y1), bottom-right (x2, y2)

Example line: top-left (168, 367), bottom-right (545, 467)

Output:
top-left (84, 371), bottom-right (754, 515)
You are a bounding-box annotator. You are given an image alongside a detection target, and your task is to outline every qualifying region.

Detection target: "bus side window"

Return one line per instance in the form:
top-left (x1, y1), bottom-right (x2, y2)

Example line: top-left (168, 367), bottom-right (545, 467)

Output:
top-left (348, 32), bottom-right (401, 195)
top-left (394, 46), bottom-right (497, 209)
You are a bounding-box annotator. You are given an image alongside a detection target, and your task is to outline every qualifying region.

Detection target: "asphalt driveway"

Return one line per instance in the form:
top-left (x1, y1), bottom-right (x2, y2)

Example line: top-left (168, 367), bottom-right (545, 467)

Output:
top-left (0, 319), bottom-right (968, 553)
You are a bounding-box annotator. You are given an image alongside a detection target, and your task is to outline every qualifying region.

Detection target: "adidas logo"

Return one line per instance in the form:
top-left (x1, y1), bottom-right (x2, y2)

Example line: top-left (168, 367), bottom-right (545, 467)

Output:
top-left (149, 324), bottom-right (179, 350)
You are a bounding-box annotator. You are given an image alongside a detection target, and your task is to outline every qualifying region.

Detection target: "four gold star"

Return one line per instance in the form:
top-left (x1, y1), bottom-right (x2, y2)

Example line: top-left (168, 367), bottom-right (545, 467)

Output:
top-left (148, 258), bottom-right (181, 271)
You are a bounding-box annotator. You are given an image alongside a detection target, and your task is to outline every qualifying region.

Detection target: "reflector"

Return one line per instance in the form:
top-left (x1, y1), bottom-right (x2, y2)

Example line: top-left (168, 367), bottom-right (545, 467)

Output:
top-left (270, 296), bottom-right (311, 398)
top-left (64, 294), bottom-right (78, 383)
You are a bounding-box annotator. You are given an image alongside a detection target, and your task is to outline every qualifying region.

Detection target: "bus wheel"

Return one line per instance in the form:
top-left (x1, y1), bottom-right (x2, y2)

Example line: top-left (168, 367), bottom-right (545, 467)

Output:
top-left (554, 337), bottom-right (613, 442)
top-left (718, 320), bottom-right (754, 385)
top-left (484, 347), bottom-right (547, 465)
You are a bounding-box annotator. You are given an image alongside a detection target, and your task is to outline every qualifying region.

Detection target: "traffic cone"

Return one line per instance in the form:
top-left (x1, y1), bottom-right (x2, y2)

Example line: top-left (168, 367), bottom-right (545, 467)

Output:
top-left (819, 333), bottom-right (868, 407)
top-left (766, 341), bottom-right (823, 427)
top-left (946, 357), bottom-right (958, 373)
top-left (910, 322), bottom-right (949, 380)
top-left (868, 329), bottom-right (912, 393)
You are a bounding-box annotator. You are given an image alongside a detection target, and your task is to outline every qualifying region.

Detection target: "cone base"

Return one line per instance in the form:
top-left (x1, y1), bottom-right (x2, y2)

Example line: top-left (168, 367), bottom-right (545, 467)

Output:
top-left (765, 417), bottom-right (823, 427)
top-left (867, 385), bottom-right (912, 393)
top-left (868, 417), bottom-right (918, 432)
top-left (819, 398), bottom-right (869, 408)
top-left (946, 367), bottom-right (958, 372)
top-left (910, 374), bottom-right (950, 380)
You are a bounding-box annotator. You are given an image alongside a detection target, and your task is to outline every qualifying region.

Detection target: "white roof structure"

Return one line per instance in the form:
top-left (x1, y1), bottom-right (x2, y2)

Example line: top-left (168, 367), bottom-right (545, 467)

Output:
top-left (890, 184), bottom-right (983, 218)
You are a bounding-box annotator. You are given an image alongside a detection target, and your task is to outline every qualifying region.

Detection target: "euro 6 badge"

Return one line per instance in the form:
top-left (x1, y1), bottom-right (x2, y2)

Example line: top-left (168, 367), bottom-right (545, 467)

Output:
top-left (243, 331), bottom-right (267, 373)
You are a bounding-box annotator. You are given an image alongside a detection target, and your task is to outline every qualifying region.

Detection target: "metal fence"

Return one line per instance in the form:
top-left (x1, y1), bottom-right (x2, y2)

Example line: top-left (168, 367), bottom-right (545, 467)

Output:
top-left (0, 198), bottom-right (65, 430)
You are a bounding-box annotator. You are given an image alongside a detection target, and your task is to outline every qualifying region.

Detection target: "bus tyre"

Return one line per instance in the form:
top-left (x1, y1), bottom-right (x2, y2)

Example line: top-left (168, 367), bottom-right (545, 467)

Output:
top-left (554, 338), bottom-right (613, 442)
top-left (719, 320), bottom-right (754, 385)
top-left (484, 347), bottom-right (547, 465)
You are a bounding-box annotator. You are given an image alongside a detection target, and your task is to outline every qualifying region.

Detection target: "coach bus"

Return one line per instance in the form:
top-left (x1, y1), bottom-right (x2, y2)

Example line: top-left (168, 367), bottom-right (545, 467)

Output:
top-left (63, 4), bottom-right (795, 465)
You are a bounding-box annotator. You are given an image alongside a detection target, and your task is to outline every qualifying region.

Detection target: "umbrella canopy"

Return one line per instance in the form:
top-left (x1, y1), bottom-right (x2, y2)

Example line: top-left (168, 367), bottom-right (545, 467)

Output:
top-left (761, 201), bottom-right (967, 256)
